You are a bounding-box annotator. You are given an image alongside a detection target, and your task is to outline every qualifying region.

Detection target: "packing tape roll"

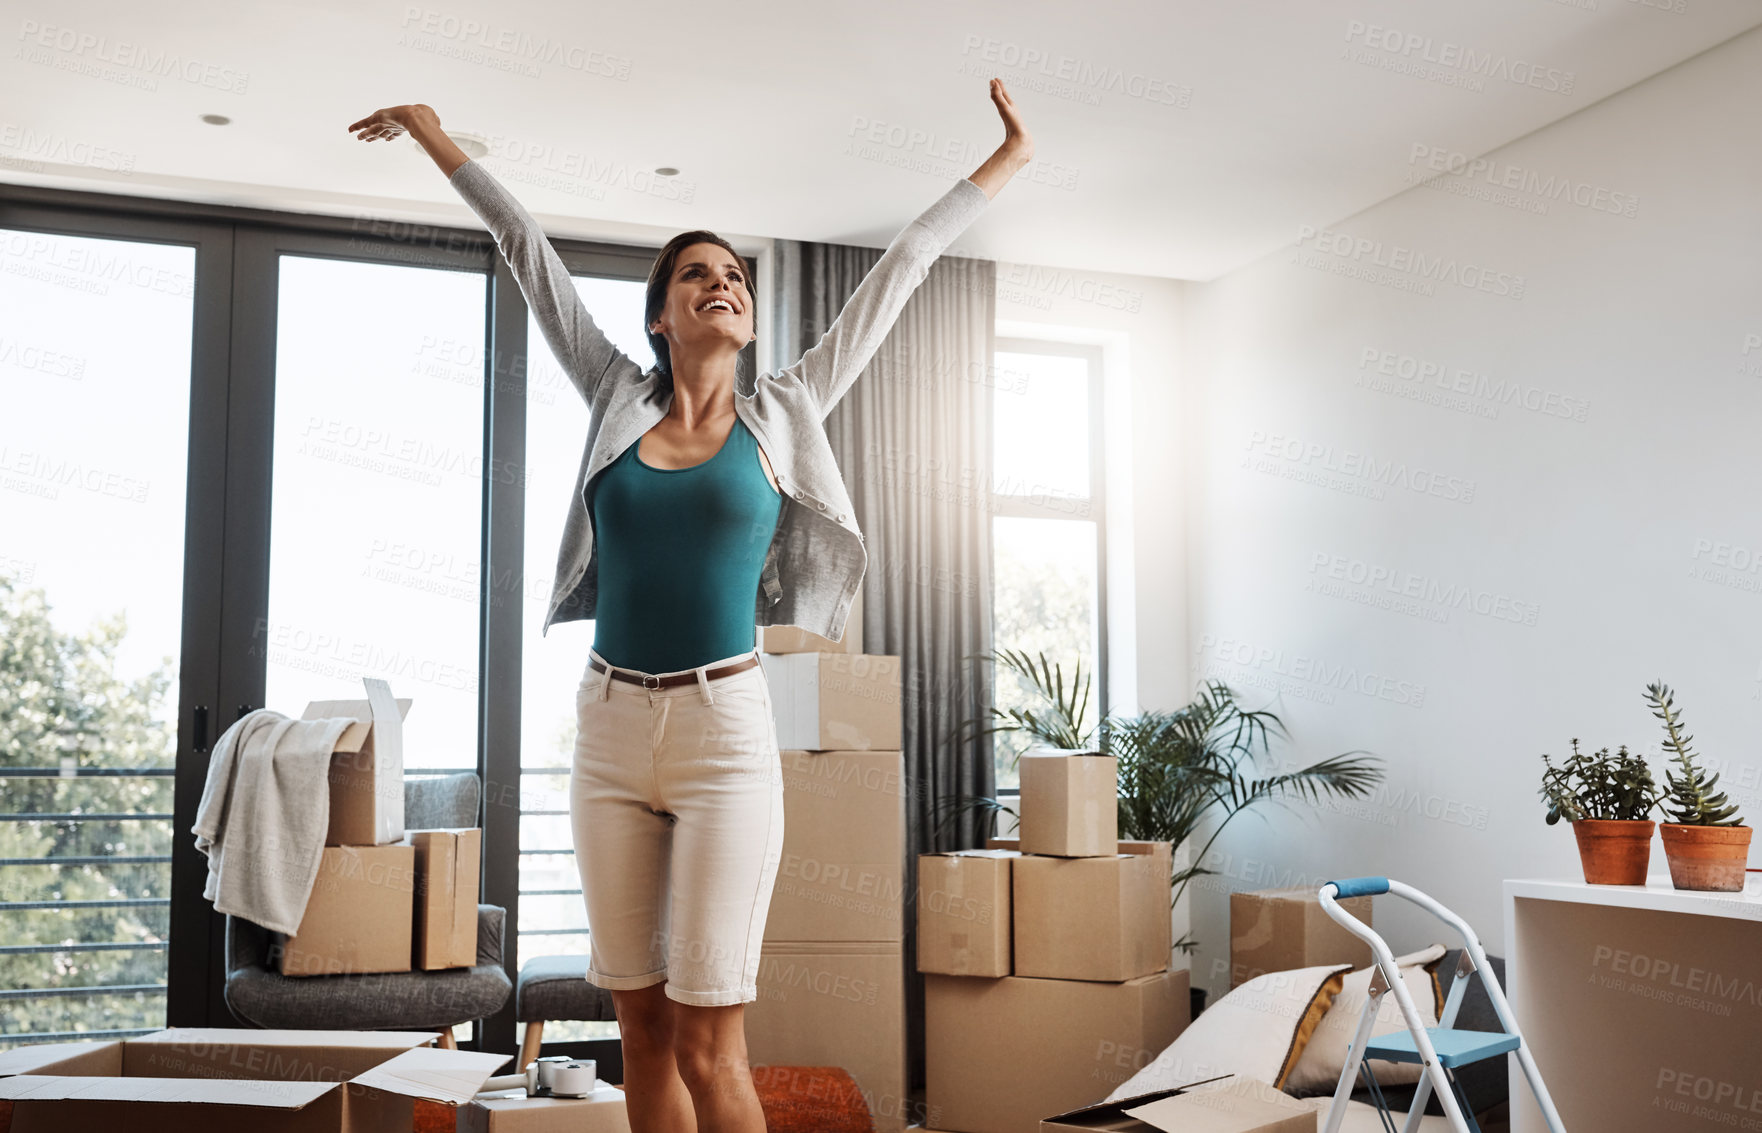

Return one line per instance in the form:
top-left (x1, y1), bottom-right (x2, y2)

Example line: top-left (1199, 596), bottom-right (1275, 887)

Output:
top-left (547, 1060), bottom-right (597, 1098)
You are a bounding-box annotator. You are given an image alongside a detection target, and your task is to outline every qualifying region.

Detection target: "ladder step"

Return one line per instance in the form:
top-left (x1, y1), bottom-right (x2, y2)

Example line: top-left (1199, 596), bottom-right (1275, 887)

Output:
top-left (1364, 1027), bottom-right (1520, 1069)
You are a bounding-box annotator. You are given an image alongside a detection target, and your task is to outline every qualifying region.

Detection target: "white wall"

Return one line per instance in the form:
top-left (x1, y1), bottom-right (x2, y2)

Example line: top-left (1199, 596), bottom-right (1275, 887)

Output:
top-left (998, 25), bottom-right (1762, 998)
top-left (1175, 25), bottom-right (1762, 994)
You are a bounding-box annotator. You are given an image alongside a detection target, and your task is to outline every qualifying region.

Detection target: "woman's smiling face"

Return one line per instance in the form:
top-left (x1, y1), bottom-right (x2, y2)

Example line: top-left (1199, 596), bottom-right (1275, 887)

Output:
top-left (653, 242), bottom-right (754, 360)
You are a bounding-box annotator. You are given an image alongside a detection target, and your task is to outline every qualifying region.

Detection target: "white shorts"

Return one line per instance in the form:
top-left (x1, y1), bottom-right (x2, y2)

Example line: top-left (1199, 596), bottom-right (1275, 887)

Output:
top-left (570, 646), bottom-right (785, 1007)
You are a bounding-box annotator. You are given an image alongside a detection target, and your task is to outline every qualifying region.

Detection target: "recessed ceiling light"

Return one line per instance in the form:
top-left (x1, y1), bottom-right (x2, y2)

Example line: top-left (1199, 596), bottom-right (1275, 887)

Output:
top-left (655, 166), bottom-right (679, 177)
top-left (446, 131), bottom-right (489, 159)
top-left (202, 114), bottom-right (230, 125)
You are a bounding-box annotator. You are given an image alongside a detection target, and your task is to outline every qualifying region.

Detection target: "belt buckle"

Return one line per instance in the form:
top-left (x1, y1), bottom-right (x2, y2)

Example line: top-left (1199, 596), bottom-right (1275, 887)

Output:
top-left (641, 673), bottom-right (662, 690)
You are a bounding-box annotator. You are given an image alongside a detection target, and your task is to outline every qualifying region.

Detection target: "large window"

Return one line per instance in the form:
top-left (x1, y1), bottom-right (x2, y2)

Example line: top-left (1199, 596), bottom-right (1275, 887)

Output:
top-left (989, 341), bottom-right (1107, 790)
top-left (264, 255), bottom-right (487, 769)
top-left (0, 229), bottom-right (196, 1043)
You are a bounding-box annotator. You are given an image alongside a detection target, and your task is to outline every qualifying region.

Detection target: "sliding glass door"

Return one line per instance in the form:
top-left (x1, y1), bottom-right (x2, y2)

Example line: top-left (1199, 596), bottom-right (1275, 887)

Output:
top-left (0, 212), bottom-right (231, 1045)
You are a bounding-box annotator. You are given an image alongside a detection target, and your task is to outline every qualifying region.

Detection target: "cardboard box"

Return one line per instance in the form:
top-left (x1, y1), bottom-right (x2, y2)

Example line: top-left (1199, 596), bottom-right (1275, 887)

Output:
top-left (917, 849), bottom-right (1018, 977)
top-left (1014, 842), bottom-right (1172, 981)
top-left (461, 1081), bottom-right (630, 1132)
top-left (303, 677), bottom-right (410, 846)
top-left (1040, 1075), bottom-right (1314, 1132)
top-left (409, 827), bottom-right (482, 969)
top-left (744, 941), bottom-right (908, 1133)
top-left (0, 1027), bottom-right (507, 1133)
top-left (760, 652), bottom-right (901, 751)
top-left (924, 968), bottom-right (1189, 1133)
top-left (1229, 888), bottom-right (1373, 988)
top-left (763, 589), bottom-right (864, 654)
top-left (1018, 751), bottom-right (1118, 857)
top-left (280, 843), bottom-right (416, 976)
top-left (766, 749), bottom-right (905, 942)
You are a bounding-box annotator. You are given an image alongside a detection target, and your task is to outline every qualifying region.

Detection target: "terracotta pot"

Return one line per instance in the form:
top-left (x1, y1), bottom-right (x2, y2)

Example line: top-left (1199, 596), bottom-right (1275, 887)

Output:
top-left (1570, 819), bottom-right (1655, 885)
top-left (1658, 823), bottom-right (1754, 892)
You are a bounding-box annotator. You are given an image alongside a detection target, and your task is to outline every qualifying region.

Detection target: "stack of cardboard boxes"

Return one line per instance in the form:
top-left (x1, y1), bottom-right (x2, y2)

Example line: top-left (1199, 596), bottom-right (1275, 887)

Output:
top-left (743, 596), bottom-right (917, 1132)
top-left (277, 678), bottom-right (484, 979)
top-left (916, 751), bottom-right (1189, 1133)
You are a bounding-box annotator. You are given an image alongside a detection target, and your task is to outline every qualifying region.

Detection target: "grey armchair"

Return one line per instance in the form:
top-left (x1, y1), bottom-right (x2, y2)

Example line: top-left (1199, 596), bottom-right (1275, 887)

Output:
top-left (223, 773), bottom-right (512, 1039)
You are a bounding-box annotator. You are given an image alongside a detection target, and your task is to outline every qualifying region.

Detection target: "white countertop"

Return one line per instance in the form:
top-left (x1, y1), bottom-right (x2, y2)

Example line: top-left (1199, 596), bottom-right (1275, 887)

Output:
top-left (1505, 875), bottom-right (1762, 921)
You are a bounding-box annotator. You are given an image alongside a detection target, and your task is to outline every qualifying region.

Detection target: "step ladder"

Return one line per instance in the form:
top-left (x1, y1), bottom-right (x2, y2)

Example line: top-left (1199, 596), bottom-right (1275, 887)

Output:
top-left (1317, 877), bottom-right (1567, 1133)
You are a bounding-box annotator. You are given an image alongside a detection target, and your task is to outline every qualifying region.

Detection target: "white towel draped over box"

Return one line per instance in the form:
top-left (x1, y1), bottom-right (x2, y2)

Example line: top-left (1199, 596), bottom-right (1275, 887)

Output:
top-left (191, 709), bottom-right (355, 936)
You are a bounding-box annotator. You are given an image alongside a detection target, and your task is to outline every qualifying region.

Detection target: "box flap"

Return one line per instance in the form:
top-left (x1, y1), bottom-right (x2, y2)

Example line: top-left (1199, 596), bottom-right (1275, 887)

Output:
top-left (304, 696), bottom-right (413, 753)
top-left (0, 1074), bottom-right (338, 1109)
top-left (352, 1046), bottom-right (509, 1105)
top-left (126, 1028), bottom-right (439, 1050)
top-left (1123, 1076), bottom-right (1315, 1132)
top-left (1041, 1076), bottom-right (1231, 1122)
top-left (0, 1041), bottom-right (120, 1078)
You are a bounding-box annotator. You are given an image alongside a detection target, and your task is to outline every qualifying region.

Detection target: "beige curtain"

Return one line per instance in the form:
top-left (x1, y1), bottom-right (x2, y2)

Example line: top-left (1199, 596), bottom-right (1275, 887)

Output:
top-left (771, 234), bottom-right (998, 1101)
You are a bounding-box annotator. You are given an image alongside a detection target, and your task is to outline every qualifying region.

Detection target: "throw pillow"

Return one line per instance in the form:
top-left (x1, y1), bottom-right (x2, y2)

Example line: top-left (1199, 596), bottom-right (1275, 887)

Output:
top-left (1103, 963), bottom-right (1352, 1102)
top-left (1284, 943), bottom-right (1448, 1093)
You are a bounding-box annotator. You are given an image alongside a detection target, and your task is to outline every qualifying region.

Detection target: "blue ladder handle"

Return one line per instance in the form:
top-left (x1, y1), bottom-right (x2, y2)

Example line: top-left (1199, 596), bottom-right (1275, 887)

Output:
top-left (1327, 876), bottom-right (1391, 899)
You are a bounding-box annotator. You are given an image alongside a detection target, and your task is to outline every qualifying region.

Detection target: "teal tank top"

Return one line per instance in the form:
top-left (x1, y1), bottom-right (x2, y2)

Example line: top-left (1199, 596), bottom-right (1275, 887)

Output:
top-left (587, 417), bottom-right (783, 674)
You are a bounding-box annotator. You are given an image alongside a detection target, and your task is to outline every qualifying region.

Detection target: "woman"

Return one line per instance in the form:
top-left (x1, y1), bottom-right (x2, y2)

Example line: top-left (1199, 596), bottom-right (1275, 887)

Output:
top-left (349, 78), bottom-right (1031, 1132)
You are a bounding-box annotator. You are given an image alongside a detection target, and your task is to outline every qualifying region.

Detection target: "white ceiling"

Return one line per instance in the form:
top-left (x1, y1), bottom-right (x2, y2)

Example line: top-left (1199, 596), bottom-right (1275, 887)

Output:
top-left (4, 0), bottom-right (1759, 281)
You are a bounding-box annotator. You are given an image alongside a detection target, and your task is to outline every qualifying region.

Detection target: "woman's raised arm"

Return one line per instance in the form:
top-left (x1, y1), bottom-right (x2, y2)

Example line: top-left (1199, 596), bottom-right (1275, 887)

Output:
top-left (777, 78), bottom-right (1032, 417)
top-left (348, 104), bottom-right (639, 407)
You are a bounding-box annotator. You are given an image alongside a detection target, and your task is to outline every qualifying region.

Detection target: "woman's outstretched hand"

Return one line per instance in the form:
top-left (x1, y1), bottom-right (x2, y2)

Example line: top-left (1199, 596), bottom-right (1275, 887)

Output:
top-left (988, 77), bottom-right (1033, 164)
top-left (347, 104), bottom-right (439, 142)
top-left (965, 78), bottom-right (1033, 201)
top-left (346, 103), bottom-right (468, 177)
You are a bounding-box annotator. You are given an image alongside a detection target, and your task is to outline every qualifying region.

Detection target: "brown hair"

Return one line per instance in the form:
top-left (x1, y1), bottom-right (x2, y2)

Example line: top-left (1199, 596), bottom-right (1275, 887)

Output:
top-left (643, 231), bottom-right (756, 379)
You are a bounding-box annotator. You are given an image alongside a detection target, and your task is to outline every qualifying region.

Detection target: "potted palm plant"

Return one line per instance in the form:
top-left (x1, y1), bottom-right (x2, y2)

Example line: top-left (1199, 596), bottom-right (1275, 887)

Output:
top-left (939, 650), bottom-right (1384, 958)
top-left (1538, 738), bottom-right (1661, 884)
top-left (1646, 681), bottom-right (1752, 892)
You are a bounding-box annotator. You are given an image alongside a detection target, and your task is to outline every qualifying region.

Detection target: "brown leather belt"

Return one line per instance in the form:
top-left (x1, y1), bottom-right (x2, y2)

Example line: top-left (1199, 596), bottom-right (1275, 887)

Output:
top-left (588, 653), bottom-right (760, 689)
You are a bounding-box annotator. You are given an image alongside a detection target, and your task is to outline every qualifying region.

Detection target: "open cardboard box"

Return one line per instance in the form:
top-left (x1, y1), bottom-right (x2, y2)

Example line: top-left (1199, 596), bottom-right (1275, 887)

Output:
top-left (1041, 1074), bottom-right (1316, 1132)
top-left (0, 1028), bottom-right (507, 1132)
top-left (303, 677), bottom-right (411, 847)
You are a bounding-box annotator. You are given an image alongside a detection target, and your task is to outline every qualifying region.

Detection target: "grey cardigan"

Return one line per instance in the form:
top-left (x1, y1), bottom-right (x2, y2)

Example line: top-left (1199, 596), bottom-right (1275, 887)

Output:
top-left (446, 158), bottom-right (990, 642)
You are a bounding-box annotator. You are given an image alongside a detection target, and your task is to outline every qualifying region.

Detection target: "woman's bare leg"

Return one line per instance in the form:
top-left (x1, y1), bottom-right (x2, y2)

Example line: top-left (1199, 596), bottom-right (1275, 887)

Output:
top-left (611, 984), bottom-right (697, 1133)
top-left (672, 1001), bottom-right (766, 1132)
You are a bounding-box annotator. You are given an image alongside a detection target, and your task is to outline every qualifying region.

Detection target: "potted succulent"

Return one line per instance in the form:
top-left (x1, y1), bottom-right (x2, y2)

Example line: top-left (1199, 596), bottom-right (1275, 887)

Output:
top-left (1646, 681), bottom-right (1752, 892)
top-left (1538, 738), bottom-right (1662, 884)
